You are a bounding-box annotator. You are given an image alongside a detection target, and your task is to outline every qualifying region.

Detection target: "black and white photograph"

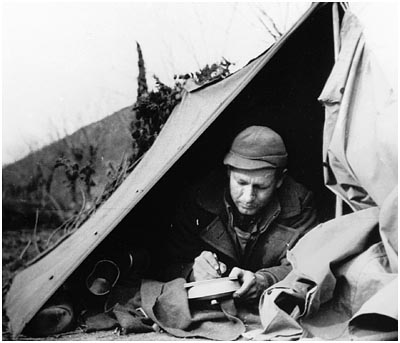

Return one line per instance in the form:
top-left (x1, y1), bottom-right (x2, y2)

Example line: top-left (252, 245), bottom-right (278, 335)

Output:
top-left (2, 2), bottom-right (398, 341)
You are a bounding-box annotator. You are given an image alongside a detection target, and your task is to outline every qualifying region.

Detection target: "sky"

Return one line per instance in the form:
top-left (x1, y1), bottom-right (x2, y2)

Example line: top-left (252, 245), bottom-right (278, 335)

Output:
top-left (2, 2), bottom-right (398, 165)
top-left (2, 2), bottom-right (311, 165)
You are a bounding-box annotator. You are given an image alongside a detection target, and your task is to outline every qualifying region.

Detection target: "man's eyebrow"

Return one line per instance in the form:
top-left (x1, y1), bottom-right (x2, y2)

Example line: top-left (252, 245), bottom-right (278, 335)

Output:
top-left (234, 175), bottom-right (247, 182)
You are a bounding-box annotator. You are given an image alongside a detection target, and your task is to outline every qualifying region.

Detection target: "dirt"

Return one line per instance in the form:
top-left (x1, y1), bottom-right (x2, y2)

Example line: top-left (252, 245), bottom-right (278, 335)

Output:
top-left (4, 330), bottom-right (201, 341)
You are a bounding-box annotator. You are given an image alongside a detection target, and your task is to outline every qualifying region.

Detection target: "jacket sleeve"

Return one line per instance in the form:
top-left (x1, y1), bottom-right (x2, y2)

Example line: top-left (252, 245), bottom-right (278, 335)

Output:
top-left (254, 189), bottom-right (319, 296)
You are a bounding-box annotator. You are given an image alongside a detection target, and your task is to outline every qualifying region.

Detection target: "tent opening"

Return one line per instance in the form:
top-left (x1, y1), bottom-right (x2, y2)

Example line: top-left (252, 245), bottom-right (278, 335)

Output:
top-left (77, 3), bottom-right (341, 279)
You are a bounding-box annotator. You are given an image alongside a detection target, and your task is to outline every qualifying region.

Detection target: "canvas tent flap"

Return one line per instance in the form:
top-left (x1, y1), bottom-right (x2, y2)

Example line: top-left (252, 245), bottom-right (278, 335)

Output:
top-left (5, 4), bottom-right (324, 337)
top-left (257, 205), bottom-right (397, 340)
top-left (349, 276), bottom-right (398, 326)
top-left (319, 11), bottom-right (398, 211)
top-left (349, 3), bottom-right (398, 94)
top-left (256, 207), bottom-right (380, 340)
top-left (379, 186), bottom-right (398, 273)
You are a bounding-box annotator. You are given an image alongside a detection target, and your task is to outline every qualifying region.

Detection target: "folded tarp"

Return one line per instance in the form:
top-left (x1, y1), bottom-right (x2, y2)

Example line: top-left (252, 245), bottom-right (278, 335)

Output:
top-left (320, 11), bottom-right (397, 212)
top-left (256, 191), bottom-right (397, 340)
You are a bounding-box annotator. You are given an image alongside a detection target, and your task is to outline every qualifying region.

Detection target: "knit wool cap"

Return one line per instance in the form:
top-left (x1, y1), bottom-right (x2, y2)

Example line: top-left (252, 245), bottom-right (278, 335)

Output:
top-left (223, 126), bottom-right (287, 169)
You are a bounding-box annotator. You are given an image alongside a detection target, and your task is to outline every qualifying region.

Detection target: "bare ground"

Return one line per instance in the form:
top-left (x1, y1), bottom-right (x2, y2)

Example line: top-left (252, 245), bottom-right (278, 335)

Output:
top-left (4, 330), bottom-right (203, 341)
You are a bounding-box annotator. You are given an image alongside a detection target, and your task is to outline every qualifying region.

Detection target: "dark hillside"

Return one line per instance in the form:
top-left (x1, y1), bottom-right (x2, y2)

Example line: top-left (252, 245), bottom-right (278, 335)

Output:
top-left (2, 105), bottom-right (136, 231)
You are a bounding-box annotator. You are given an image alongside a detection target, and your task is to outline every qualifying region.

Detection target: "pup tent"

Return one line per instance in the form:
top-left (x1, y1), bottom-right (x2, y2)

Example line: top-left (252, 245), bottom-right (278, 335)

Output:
top-left (5, 2), bottom-right (397, 339)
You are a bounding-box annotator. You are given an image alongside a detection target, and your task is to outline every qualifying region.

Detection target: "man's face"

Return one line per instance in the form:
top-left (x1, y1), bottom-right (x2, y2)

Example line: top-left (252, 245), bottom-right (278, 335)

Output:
top-left (229, 167), bottom-right (281, 216)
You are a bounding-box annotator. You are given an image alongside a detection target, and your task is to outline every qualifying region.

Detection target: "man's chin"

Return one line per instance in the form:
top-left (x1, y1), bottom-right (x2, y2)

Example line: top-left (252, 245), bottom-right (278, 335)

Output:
top-left (238, 207), bottom-right (258, 216)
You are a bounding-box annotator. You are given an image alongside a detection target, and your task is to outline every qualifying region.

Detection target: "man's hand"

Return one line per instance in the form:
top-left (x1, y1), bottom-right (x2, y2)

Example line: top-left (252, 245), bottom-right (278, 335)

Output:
top-left (229, 267), bottom-right (263, 301)
top-left (192, 251), bottom-right (227, 281)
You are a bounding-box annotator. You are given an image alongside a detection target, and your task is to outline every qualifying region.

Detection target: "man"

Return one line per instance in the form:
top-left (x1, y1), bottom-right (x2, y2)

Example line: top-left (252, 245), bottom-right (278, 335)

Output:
top-left (164, 126), bottom-right (318, 303)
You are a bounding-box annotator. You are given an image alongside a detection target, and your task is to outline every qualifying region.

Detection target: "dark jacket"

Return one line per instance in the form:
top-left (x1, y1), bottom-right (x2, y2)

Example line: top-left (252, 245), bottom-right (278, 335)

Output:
top-left (164, 172), bottom-right (318, 295)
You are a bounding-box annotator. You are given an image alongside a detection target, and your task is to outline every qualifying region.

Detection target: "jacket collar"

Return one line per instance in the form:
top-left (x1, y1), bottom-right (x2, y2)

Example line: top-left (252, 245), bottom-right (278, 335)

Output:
top-left (276, 176), bottom-right (302, 219)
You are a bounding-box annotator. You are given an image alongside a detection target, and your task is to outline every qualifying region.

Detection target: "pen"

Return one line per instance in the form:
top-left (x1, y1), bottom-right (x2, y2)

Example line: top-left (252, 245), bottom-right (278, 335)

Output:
top-left (213, 253), bottom-right (222, 276)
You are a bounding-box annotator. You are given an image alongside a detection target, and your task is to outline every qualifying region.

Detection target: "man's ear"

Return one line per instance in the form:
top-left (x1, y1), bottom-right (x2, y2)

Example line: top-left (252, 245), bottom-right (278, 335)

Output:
top-left (276, 168), bottom-right (287, 189)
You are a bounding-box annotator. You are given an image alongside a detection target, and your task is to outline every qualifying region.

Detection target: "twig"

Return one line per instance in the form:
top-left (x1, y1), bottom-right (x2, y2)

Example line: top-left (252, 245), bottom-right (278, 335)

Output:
top-left (72, 210), bottom-right (89, 231)
top-left (19, 240), bottom-right (32, 260)
top-left (32, 209), bottom-right (40, 254)
top-left (254, 14), bottom-right (279, 41)
top-left (252, 4), bottom-right (282, 40)
top-left (71, 186), bottom-right (87, 231)
top-left (3, 279), bottom-right (12, 293)
top-left (340, 2), bottom-right (349, 11)
top-left (116, 156), bottom-right (129, 185)
top-left (79, 186), bottom-right (86, 214)
top-left (45, 192), bottom-right (66, 222)
top-left (64, 218), bottom-right (75, 235)
top-left (128, 154), bottom-right (144, 172)
top-left (45, 216), bottom-right (75, 247)
top-left (256, 4), bottom-right (282, 36)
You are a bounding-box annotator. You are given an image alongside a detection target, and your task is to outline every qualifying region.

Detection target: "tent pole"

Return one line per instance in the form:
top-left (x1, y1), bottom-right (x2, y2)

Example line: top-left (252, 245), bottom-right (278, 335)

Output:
top-left (332, 3), bottom-right (343, 217)
top-left (335, 194), bottom-right (343, 217)
top-left (332, 3), bottom-right (341, 60)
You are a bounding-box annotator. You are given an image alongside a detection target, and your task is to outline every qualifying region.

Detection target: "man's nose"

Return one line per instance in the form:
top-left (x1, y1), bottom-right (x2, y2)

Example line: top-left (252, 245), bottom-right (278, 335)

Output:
top-left (242, 186), bottom-right (256, 201)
